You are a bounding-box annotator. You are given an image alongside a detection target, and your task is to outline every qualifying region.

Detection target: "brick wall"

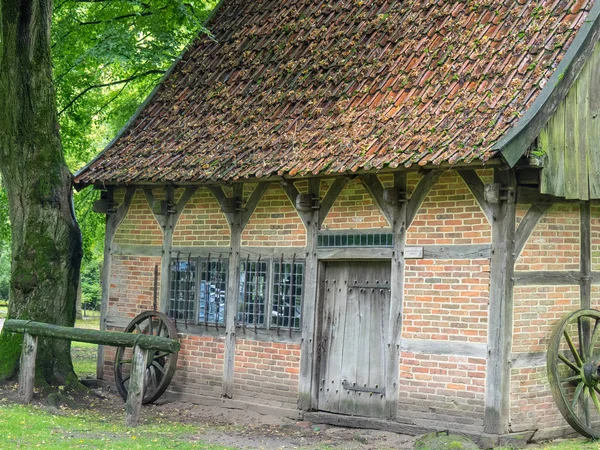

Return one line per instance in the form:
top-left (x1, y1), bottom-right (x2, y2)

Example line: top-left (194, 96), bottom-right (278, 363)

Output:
top-left (169, 334), bottom-right (225, 399)
top-left (321, 178), bottom-right (390, 230)
top-left (114, 189), bottom-right (163, 246)
top-left (403, 259), bottom-right (490, 343)
top-left (406, 171), bottom-right (491, 245)
top-left (233, 339), bottom-right (300, 409)
top-left (173, 188), bottom-right (231, 247)
top-left (398, 353), bottom-right (486, 431)
top-left (108, 255), bottom-right (161, 317)
top-left (510, 203), bottom-right (582, 434)
top-left (242, 184), bottom-right (306, 247)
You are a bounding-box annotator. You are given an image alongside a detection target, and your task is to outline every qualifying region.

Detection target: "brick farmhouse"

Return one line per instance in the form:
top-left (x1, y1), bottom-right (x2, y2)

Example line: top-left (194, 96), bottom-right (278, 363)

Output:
top-left (75, 0), bottom-right (600, 443)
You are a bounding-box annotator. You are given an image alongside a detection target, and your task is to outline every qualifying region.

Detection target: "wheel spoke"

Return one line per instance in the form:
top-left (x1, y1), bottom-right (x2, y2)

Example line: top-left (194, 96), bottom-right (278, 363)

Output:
top-left (590, 318), bottom-right (600, 359)
top-left (560, 374), bottom-right (583, 383)
top-left (578, 317), bottom-right (586, 361)
top-left (564, 330), bottom-right (584, 367)
top-left (591, 387), bottom-right (600, 416)
top-left (583, 387), bottom-right (591, 427)
top-left (149, 317), bottom-right (154, 336)
top-left (151, 360), bottom-right (166, 374)
top-left (153, 352), bottom-right (169, 360)
top-left (122, 374), bottom-right (131, 383)
top-left (558, 353), bottom-right (580, 373)
top-left (117, 359), bottom-right (132, 365)
top-left (572, 382), bottom-right (585, 410)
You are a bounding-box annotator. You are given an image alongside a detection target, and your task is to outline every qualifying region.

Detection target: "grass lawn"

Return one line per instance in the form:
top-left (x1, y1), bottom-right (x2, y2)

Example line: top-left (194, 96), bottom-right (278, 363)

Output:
top-left (0, 403), bottom-right (231, 450)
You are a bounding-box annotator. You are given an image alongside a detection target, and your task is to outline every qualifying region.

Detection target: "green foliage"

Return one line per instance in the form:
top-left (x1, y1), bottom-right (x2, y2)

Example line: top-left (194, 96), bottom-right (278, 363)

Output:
top-left (80, 262), bottom-right (101, 310)
top-left (0, 0), bottom-right (217, 305)
top-left (0, 244), bottom-right (9, 301)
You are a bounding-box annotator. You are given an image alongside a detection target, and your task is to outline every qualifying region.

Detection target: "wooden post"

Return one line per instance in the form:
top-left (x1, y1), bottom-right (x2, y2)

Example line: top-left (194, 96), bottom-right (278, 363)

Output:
top-left (222, 184), bottom-right (243, 398)
top-left (581, 202), bottom-right (592, 309)
top-left (18, 332), bottom-right (38, 403)
top-left (385, 172), bottom-right (407, 420)
top-left (125, 345), bottom-right (150, 426)
top-left (98, 187), bottom-right (135, 379)
top-left (484, 168), bottom-right (517, 435)
top-left (298, 179), bottom-right (320, 410)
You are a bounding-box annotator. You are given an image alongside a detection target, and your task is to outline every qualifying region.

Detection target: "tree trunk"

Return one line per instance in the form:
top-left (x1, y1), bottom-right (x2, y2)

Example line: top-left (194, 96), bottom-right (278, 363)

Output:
top-left (0, 0), bottom-right (83, 386)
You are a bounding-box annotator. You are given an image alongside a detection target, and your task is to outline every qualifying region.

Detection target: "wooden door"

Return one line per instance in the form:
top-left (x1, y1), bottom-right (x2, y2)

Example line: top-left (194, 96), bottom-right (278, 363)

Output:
top-left (317, 261), bottom-right (391, 418)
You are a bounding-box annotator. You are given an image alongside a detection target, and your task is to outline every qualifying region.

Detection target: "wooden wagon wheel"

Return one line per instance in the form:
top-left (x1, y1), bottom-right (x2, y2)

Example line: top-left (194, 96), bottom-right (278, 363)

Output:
top-left (114, 311), bottom-right (178, 404)
top-left (548, 309), bottom-right (600, 438)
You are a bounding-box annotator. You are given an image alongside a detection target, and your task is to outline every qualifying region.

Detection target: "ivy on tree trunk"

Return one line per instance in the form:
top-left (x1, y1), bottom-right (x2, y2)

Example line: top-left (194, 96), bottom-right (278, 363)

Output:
top-left (0, 0), bottom-right (83, 386)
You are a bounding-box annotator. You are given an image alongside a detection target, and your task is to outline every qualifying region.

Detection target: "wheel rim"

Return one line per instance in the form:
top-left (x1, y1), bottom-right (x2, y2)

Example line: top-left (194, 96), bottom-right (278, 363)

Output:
top-left (114, 311), bottom-right (178, 404)
top-left (548, 309), bottom-right (600, 438)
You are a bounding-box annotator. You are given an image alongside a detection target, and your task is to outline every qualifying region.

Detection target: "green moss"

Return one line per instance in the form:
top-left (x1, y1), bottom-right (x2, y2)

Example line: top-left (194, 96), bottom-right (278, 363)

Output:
top-left (0, 331), bottom-right (22, 381)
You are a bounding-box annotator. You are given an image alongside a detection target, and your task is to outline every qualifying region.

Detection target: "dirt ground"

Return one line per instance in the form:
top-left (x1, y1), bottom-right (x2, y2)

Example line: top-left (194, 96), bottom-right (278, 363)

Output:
top-left (0, 382), bottom-right (416, 449)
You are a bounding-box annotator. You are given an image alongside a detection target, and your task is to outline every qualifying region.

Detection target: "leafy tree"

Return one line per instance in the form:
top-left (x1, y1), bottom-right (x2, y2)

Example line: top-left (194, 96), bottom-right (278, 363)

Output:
top-left (0, 0), bottom-right (214, 386)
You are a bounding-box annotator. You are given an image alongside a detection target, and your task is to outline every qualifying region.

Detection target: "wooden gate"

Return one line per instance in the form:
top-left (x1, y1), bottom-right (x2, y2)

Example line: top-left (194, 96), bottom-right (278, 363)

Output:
top-left (317, 261), bottom-right (391, 418)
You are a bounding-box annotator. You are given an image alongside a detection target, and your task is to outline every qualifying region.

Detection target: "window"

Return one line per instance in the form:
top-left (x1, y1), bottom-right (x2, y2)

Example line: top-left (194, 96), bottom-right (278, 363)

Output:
top-left (198, 258), bottom-right (228, 326)
top-left (317, 231), bottom-right (393, 247)
top-left (168, 255), bottom-right (304, 333)
top-left (271, 260), bottom-right (304, 330)
top-left (168, 257), bottom-right (196, 321)
top-left (238, 259), bottom-right (268, 328)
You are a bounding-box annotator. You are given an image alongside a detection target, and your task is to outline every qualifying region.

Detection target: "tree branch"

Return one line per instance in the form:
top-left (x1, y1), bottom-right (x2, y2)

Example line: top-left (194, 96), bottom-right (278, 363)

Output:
top-left (58, 69), bottom-right (164, 116)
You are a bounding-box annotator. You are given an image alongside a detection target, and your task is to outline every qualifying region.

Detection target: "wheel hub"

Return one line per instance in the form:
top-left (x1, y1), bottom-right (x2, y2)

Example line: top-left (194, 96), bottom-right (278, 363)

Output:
top-left (583, 360), bottom-right (600, 386)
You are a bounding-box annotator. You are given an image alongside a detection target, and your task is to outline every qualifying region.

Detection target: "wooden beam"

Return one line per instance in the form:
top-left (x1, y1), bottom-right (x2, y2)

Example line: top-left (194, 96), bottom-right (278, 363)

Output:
top-left (18, 332), bottom-right (37, 404)
top-left (222, 184), bottom-right (243, 398)
top-left (514, 204), bottom-right (551, 258)
top-left (400, 338), bottom-right (487, 359)
top-left (125, 345), bottom-right (150, 426)
top-left (385, 172), bottom-right (407, 420)
top-left (407, 170), bottom-right (443, 227)
top-left (241, 182), bottom-right (269, 229)
top-left (517, 187), bottom-right (571, 204)
top-left (317, 247), bottom-right (393, 260)
top-left (318, 177), bottom-right (348, 228)
top-left (360, 174), bottom-right (394, 224)
top-left (457, 170), bottom-right (493, 224)
top-left (581, 202), bottom-right (592, 309)
top-left (484, 168), bottom-right (517, 435)
top-left (299, 179), bottom-right (320, 410)
top-left (280, 180), bottom-right (312, 226)
top-left (422, 244), bottom-right (491, 259)
top-left (513, 271), bottom-right (581, 286)
top-left (97, 187), bottom-right (135, 379)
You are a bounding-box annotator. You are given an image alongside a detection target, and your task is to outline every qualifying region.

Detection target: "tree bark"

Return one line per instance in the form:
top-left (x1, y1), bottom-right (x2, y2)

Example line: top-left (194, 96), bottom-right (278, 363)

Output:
top-left (0, 0), bottom-right (83, 386)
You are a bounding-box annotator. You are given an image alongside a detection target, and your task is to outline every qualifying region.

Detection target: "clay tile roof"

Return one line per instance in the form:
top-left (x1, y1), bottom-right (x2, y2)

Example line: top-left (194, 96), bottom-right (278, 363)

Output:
top-left (75, 0), bottom-right (595, 187)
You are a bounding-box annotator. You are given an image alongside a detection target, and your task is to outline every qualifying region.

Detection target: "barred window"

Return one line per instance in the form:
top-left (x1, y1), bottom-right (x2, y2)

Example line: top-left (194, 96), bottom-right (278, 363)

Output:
top-left (168, 258), bottom-right (196, 321)
top-left (271, 261), bottom-right (304, 330)
top-left (238, 259), bottom-right (268, 327)
top-left (198, 258), bottom-right (228, 326)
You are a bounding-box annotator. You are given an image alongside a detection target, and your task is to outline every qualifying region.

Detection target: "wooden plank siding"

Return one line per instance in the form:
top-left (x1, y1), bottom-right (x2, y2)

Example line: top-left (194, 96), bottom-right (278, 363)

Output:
top-left (538, 42), bottom-right (600, 200)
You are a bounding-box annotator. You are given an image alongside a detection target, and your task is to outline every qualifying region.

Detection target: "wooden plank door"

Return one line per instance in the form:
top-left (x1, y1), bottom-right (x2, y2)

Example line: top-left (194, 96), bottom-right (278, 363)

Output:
top-left (317, 261), bottom-right (391, 418)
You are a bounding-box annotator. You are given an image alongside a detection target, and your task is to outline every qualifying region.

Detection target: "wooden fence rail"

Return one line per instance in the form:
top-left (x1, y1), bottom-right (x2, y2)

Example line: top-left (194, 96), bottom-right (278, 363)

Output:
top-left (4, 319), bottom-right (180, 426)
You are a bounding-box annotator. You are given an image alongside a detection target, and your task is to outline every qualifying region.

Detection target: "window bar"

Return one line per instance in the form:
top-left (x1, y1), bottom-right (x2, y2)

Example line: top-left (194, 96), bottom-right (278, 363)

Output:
top-left (174, 251), bottom-right (180, 327)
top-left (184, 253), bottom-right (191, 329)
top-left (277, 253), bottom-right (283, 336)
top-left (215, 254), bottom-right (222, 331)
top-left (254, 255), bottom-right (261, 334)
top-left (288, 253), bottom-right (296, 338)
top-left (204, 253), bottom-right (211, 330)
top-left (242, 254), bottom-right (250, 333)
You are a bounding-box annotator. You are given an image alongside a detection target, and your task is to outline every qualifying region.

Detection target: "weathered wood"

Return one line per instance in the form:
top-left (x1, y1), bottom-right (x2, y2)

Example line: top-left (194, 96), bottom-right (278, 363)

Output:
top-left (385, 172), bottom-right (406, 420)
top-left (513, 271), bottom-right (582, 286)
top-left (422, 244), bottom-right (491, 259)
top-left (484, 168), bottom-right (517, 435)
top-left (407, 170), bottom-right (443, 227)
top-left (510, 352), bottom-right (546, 368)
top-left (125, 345), bottom-right (150, 426)
top-left (457, 170), bottom-right (493, 223)
top-left (298, 179), bottom-right (320, 410)
top-left (111, 244), bottom-right (163, 257)
top-left (400, 339), bottom-right (487, 358)
top-left (360, 174), bottom-right (394, 224)
top-left (581, 202), bottom-right (592, 309)
top-left (222, 184), bottom-right (243, 398)
top-left (18, 332), bottom-right (37, 403)
top-left (514, 204), bottom-right (551, 258)
top-left (241, 182), bottom-right (269, 229)
top-left (5, 320), bottom-right (180, 353)
top-left (517, 187), bottom-right (565, 204)
top-left (589, 44), bottom-right (600, 198)
top-left (577, 61), bottom-right (590, 201)
top-left (563, 87), bottom-right (579, 199)
top-left (98, 187), bottom-right (135, 378)
top-left (318, 177), bottom-right (349, 228)
top-left (280, 180), bottom-right (311, 226)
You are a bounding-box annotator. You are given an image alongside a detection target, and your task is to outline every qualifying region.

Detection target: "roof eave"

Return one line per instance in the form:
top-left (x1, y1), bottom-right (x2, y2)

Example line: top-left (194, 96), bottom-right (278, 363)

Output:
top-left (493, 0), bottom-right (600, 167)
